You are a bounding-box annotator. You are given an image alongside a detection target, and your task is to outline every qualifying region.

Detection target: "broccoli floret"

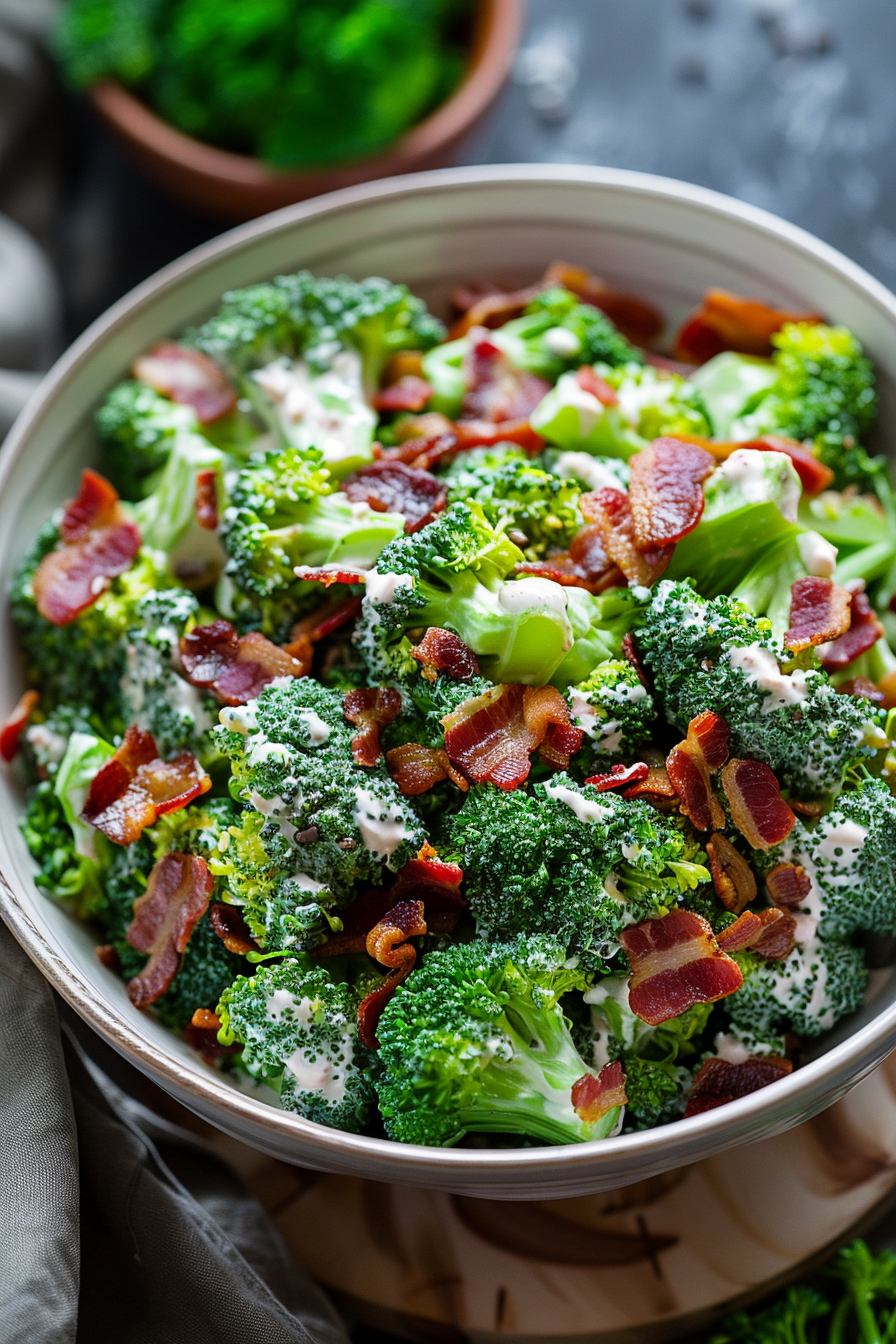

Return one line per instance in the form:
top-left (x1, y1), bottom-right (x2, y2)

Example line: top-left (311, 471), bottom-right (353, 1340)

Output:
top-left (20, 780), bottom-right (105, 918)
top-left (217, 958), bottom-right (375, 1131)
top-left (440, 446), bottom-right (581, 559)
top-left (709, 1285), bottom-right (830, 1343)
top-left (725, 940), bottom-right (866, 1039)
top-left (21, 704), bottom-right (105, 780)
top-left (567, 659), bottom-right (654, 766)
top-left (639, 581), bottom-right (887, 796)
top-left (96, 380), bottom-right (200, 500)
top-left (444, 776), bottom-right (708, 968)
top-left (375, 934), bottom-right (622, 1147)
top-left (825, 1240), bottom-right (896, 1341)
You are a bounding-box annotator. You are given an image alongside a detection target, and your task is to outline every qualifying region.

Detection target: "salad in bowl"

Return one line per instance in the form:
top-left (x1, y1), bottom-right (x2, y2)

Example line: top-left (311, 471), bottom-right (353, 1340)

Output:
top-left (6, 259), bottom-right (896, 1150)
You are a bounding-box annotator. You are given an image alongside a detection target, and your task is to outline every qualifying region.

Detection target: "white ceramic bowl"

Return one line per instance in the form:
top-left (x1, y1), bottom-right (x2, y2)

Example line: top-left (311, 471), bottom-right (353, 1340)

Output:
top-left (3, 166), bottom-right (896, 1200)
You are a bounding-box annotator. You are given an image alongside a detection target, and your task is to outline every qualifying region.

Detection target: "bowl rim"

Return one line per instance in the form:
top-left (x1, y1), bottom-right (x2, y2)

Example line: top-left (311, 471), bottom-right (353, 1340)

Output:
top-left (4, 162), bottom-right (896, 1179)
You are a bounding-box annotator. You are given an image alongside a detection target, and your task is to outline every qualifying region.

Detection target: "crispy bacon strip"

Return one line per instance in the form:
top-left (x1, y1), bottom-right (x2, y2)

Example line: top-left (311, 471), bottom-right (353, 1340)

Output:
top-left (687, 711), bottom-right (731, 771)
top-left (580, 487), bottom-right (673, 586)
top-left (572, 1061), bottom-right (628, 1124)
top-left (542, 261), bottom-right (664, 345)
top-left (820, 589), bottom-right (885, 671)
top-left (706, 833), bottom-right (757, 914)
top-left (721, 758), bottom-right (796, 851)
top-left (390, 848), bottom-right (466, 911)
top-left (33, 470), bottom-right (141, 625)
top-left (584, 762), bottom-right (650, 792)
top-left (180, 620), bottom-right (305, 706)
top-left (666, 743), bottom-right (724, 832)
top-left (576, 365), bottom-right (619, 406)
top-left (343, 459), bottom-right (446, 533)
top-left (185, 1016), bottom-right (243, 1063)
top-left (0, 689), bottom-right (39, 763)
top-left (673, 288), bottom-right (821, 364)
top-left (372, 375), bottom-right (433, 414)
top-left (628, 438), bottom-right (715, 549)
top-left (442, 684), bottom-right (583, 790)
top-left (343, 686), bottom-right (402, 766)
top-left (516, 524), bottom-right (620, 594)
top-left (282, 596), bottom-right (362, 671)
top-left (838, 675), bottom-right (885, 703)
top-left (622, 632), bottom-right (650, 689)
top-left (410, 627), bottom-right (480, 681)
top-left (449, 283), bottom-right (545, 338)
top-left (292, 565), bottom-right (368, 587)
top-left (125, 853), bottom-right (213, 1008)
top-left (765, 862), bottom-right (811, 910)
top-left (195, 469), bottom-right (219, 530)
top-left (621, 909), bottom-right (743, 1026)
top-left (209, 903), bottom-right (257, 955)
top-left (462, 328), bottom-right (553, 423)
top-left (684, 1056), bottom-right (793, 1118)
top-left (623, 764), bottom-right (679, 810)
top-left (133, 340), bottom-right (237, 423)
top-left (716, 907), bottom-right (797, 960)
top-left (785, 577), bottom-right (852, 653)
top-left (82, 726), bottom-right (210, 846)
top-left (358, 900), bottom-right (428, 1049)
top-left (387, 742), bottom-right (469, 795)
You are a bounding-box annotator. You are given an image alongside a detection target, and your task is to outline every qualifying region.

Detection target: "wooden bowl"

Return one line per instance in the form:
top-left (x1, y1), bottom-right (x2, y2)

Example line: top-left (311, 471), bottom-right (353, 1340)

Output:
top-left (86, 0), bottom-right (522, 220)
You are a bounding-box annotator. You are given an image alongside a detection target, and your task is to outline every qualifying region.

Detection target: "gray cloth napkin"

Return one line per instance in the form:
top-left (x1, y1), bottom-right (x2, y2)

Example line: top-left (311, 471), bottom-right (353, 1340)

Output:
top-left (0, 918), bottom-right (352, 1344)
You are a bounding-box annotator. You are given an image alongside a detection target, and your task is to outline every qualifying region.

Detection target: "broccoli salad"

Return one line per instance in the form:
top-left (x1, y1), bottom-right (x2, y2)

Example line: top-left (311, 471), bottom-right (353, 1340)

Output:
top-left (7, 265), bottom-right (896, 1148)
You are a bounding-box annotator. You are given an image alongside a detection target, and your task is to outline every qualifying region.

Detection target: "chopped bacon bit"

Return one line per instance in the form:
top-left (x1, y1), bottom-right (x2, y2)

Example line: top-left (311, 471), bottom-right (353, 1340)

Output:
top-left (33, 470), bottom-right (141, 625)
top-left (125, 852), bottom-right (213, 1008)
top-left (785, 577), bottom-right (852, 652)
top-left (766, 862), bottom-right (812, 910)
top-left (572, 1061), bottom-right (628, 1124)
top-left (185, 1013), bottom-right (243, 1062)
top-left (462, 327), bottom-right (553, 423)
top-left (372, 375), bottom-right (434, 414)
top-left (716, 907), bottom-right (796, 961)
top-left (133, 340), bottom-right (237, 423)
top-left (838, 676), bottom-right (885, 703)
top-left (383, 351), bottom-right (425, 382)
top-left (721, 758), bottom-right (796, 852)
top-left (194, 469), bottom-right (219, 530)
top-left (96, 944), bottom-right (120, 971)
top-left (621, 909), bottom-right (743, 1026)
top-left (442, 683), bottom-right (582, 790)
top-left (393, 411), bottom-right (456, 445)
top-left (410, 627), bottom-right (480, 682)
top-left (343, 459), bottom-right (446, 533)
top-left (314, 888), bottom-right (397, 959)
top-left (585, 762), bottom-right (650, 792)
top-left (622, 632), bottom-right (650, 689)
top-left (82, 726), bottom-right (210, 846)
top-left (292, 565), bottom-right (368, 587)
top-left (666, 743), bottom-right (724, 833)
top-left (580, 487), bottom-right (673, 586)
top-left (820, 589), bottom-right (885, 671)
top-left (0, 689), bottom-right (39, 763)
top-left (449, 284), bottom-right (545, 338)
top-left (390, 849), bottom-right (466, 911)
top-left (386, 742), bottom-right (469, 795)
top-left (542, 261), bottom-right (664, 345)
top-left (623, 764), bottom-right (679, 810)
top-left (515, 524), bottom-right (620, 595)
top-left (628, 438), bottom-right (715, 549)
top-left (282, 596), bottom-right (362, 671)
top-left (358, 899), bottom-right (428, 1049)
top-left (343, 686), bottom-right (402, 766)
top-left (539, 718), bottom-right (586, 771)
top-left (576, 365), bottom-right (619, 406)
top-left (673, 289), bottom-right (822, 364)
top-left (180, 620), bottom-right (304, 706)
top-left (454, 417), bottom-right (545, 454)
top-left (684, 1056), bottom-right (793, 1118)
top-left (192, 1008), bottom-right (221, 1030)
top-left (706, 833), bottom-right (757, 914)
top-left (878, 670), bottom-right (896, 710)
top-left (209, 903), bottom-right (257, 955)
top-left (687, 711), bottom-right (730, 772)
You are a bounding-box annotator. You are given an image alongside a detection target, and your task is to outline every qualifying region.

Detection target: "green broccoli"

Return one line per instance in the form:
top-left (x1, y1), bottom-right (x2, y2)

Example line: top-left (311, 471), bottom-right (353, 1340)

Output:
top-left (217, 957), bottom-right (375, 1131)
top-left (20, 780), bottom-right (105, 918)
top-left (709, 1285), bottom-right (830, 1343)
top-left (375, 935), bottom-right (623, 1147)
top-left (443, 776), bottom-right (708, 969)
top-left (566, 659), bottom-right (654, 767)
top-left (96, 380), bottom-right (200, 500)
top-left (725, 940), bottom-right (866, 1039)
top-left (439, 445), bottom-right (581, 559)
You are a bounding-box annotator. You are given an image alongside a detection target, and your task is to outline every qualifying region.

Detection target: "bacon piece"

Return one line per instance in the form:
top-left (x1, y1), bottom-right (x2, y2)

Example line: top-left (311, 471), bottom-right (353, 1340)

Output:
top-left (125, 853), bottom-right (213, 1008)
top-left (706, 833), bottom-right (757, 914)
top-left (684, 1056), bottom-right (793, 1118)
top-left (343, 686), bottom-right (402, 766)
top-left (878, 671), bottom-right (896, 710)
top-left (442, 683), bottom-right (582, 790)
top-left (372, 375), bottom-right (434, 413)
top-left (358, 900), bottom-right (428, 1049)
top-left (623, 764), bottom-right (679, 810)
top-left (666, 744), bottom-right (724, 832)
top-left (838, 676), bottom-right (885, 703)
top-left (711, 435), bottom-right (834, 495)
top-left (133, 340), bottom-right (237, 423)
top-left (209, 903), bottom-right (257, 955)
top-left (673, 289), bottom-right (821, 364)
top-left (392, 411), bottom-right (456, 444)
top-left (410, 627), bottom-right (480, 681)
top-left (785, 577), bottom-right (852, 653)
top-left (621, 910), bottom-right (743, 1026)
top-left (32, 469), bottom-right (141, 625)
top-left (580, 487), bottom-right (673, 586)
top-left (462, 328), bottom-right (553, 423)
top-left (765, 862), bottom-right (811, 910)
top-left (628, 438), bottom-right (715, 549)
top-left (576, 365), bottom-right (619, 406)
top-left (185, 1007), bottom-right (243, 1063)
top-left (515, 524), bottom-right (620, 595)
top-left (716, 907), bottom-right (796, 960)
top-left (449, 284), bottom-right (545, 338)
top-left (686, 711), bottom-right (730, 772)
top-left (180, 620), bottom-right (305, 706)
top-left (282, 596), bottom-right (362, 670)
top-left (721, 758), bottom-right (795, 851)
top-left (453, 417), bottom-right (545, 454)
top-left (542, 261), bottom-right (664, 345)
top-left (386, 742), bottom-right (469, 795)
top-left (314, 887), bottom-right (397, 959)
top-left (194, 469), bottom-right (219, 530)
top-left (342, 459), bottom-right (446, 533)
top-left (622, 632), bottom-right (650, 689)
top-left (292, 565), bottom-right (368, 587)
top-left (390, 847), bottom-right (466, 911)
top-left (572, 1061), bottom-right (628, 1124)
top-left (0, 689), bottom-right (39, 763)
top-left (820, 589), bottom-right (885, 671)
top-left (82, 726), bottom-right (210, 846)
top-left (584, 762), bottom-right (650, 792)
top-left (383, 351), bottom-right (425, 382)
top-left (96, 944), bottom-right (120, 971)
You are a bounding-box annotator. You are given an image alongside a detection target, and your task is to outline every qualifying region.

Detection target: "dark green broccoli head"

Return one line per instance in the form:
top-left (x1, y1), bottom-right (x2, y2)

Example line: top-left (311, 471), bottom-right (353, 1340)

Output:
top-left (567, 658), bottom-right (654, 767)
top-left (516, 288), bottom-right (643, 371)
top-left (20, 780), bottom-right (105, 919)
top-left (440, 445), bottom-right (581, 559)
top-left (96, 380), bottom-right (199, 500)
top-left (725, 940), bottom-right (866, 1039)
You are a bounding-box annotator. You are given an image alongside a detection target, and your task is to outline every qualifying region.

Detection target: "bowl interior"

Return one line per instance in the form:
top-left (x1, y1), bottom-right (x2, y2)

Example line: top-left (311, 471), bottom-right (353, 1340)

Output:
top-left (3, 166), bottom-right (896, 1198)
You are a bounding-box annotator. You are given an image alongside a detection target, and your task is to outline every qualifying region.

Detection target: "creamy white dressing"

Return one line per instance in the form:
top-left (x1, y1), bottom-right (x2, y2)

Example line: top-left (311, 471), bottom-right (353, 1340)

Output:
top-left (498, 576), bottom-right (569, 616)
top-left (726, 642), bottom-right (812, 712)
top-left (297, 708), bottom-right (331, 746)
top-left (352, 786), bottom-right (410, 857)
top-left (713, 1032), bottom-right (752, 1064)
top-left (551, 452), bottom-right (625, 492)
top-left (816, 819), bottom-right (868, 864)
top-left (286, 873), bottom-right (327, 895)
top-left (246, 737), bottom-right (292, 769)
top-left (283, 1047), bottom-right (349, 1102)
top-left (709, 449), bottom-right (801, 522)
top-left (219, 702), bottom-right (258, 734)
top-left (543, 780), bottom-right (612, 824)
top-left (364, 570), bottom-right (414, 605)
top-left (25, 723), bottom-right (69, 765)
top-left (543, 326), bottom-right (582, 358)
top-left (797, 530), bottom-right (838, 578)
top-left (252, 349), bottom-right (376, 465)
top-left (247, 789), bottom-right (289, 817)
